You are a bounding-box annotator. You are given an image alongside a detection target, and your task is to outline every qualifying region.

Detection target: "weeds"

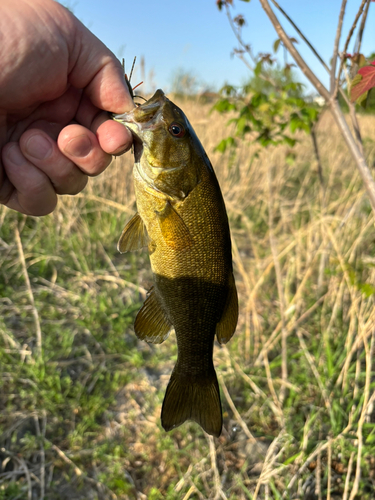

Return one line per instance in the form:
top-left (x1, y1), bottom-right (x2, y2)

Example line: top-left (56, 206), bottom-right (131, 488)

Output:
top-left (0, 101), bottom-right (375, 499)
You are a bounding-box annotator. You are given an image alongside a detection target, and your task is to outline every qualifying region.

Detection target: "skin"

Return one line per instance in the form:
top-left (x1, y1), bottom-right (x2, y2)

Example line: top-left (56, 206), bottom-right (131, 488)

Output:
top-left (0, 0), bottom-right (135, 216)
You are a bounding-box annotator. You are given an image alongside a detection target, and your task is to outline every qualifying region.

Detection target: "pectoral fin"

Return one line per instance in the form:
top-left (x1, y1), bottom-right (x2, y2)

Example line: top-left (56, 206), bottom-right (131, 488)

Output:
top-left (118, 213), bottom-right (148, 253)
top-left (134, 287), bottom-right (173, 344)
top-left (156, 201), bottom-right (193, 250)
top-left (216, 273), bottom-right (238, 344)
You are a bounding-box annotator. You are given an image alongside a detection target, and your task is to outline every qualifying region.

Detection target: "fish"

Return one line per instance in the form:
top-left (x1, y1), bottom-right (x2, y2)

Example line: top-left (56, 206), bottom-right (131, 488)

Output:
top-left (114, 90), bottom-right (238, 437)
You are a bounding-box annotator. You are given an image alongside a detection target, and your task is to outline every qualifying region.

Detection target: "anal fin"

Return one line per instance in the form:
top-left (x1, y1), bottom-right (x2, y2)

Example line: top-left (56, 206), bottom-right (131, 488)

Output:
top-left (216, 272), bottom-right (238, 345)
top-left (118, 213), bottom-right (148, 253)
top-left (134, 287), bottom-right (173, 344)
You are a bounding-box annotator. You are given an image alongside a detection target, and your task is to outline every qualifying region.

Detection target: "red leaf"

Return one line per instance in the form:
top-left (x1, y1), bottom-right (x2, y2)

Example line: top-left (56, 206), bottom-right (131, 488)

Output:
top-left (350, 64), bottom-right (375, 102)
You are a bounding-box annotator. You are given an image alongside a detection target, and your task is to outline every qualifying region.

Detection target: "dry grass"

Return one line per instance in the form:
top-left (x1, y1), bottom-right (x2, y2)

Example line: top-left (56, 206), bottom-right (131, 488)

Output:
top-left (1, 98), bottom-right (375, 499)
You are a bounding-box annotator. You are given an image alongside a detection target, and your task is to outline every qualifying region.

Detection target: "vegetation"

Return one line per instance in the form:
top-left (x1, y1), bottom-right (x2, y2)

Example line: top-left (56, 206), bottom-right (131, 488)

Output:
top-left (1, 97), bottom-right (375, 498)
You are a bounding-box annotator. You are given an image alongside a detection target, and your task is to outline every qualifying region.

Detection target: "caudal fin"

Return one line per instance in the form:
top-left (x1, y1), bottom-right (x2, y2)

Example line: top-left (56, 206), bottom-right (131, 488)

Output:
top-left (161, 370), bottom-right (222, 437)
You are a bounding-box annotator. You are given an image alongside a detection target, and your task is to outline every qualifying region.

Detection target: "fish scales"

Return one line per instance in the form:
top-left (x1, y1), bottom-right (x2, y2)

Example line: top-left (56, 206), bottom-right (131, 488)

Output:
top-left (114, 90), bottom-right (238, 437)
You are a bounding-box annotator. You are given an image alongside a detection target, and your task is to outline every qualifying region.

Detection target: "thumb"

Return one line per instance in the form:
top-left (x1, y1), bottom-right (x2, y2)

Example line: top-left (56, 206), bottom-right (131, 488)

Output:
top-left (65, 10), bottom-right (135, 114)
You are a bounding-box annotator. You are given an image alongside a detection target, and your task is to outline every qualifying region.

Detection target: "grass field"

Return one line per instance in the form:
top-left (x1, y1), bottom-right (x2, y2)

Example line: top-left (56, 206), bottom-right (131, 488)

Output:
top-left (1, 98), bottom-right (375, 499)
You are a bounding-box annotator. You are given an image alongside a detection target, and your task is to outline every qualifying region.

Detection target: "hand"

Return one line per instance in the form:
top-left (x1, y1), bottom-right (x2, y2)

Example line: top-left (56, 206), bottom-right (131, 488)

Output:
top-left (0, 0), bottom-right (135, 216)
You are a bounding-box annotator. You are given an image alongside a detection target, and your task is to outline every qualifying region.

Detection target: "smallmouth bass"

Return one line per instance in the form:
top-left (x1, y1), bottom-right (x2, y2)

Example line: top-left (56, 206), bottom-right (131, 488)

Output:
top-left (114, 90), bottom-right (238, 437)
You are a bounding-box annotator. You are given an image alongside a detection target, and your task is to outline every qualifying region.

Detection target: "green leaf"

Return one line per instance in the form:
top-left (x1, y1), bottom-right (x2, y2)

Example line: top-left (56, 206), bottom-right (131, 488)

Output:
top-left (283, 135), bottom-right (296, 147)
top-left (254, 60), bottom-right (263, 76)
top-left (284, 452), bottom-right (302, 465)
top-left (302, 106), bottom-right (319, 123)
top-left (289, 114), bottom-right (301, 133)
top-left (273, 39), bottom-right (281, 53)
top-left (212, 99), bottom-right (236, 113)
top-left (215, 137), bottom-right (236, 153)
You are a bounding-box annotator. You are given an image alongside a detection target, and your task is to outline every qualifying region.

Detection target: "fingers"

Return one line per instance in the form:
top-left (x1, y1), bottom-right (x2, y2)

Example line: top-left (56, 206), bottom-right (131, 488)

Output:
top-left (20, 129), bottom-right (88, 193)
top-left (1, 123), bottom-right (95, 215)
top-left (73, 96), bottom-right (133, 155)
top-left (94, 113), bottom-right (133, 155)
top-left (1, 143), bottom-right (57, 215)
top-left (58, 124), bottom-right (112, 176)
top-left (0, 114), bottom-right (132, 216)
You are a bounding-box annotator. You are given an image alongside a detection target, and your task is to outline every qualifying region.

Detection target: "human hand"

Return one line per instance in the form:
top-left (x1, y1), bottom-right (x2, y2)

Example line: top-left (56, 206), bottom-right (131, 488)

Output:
top-left (0, 0), bottom-right (135, 216)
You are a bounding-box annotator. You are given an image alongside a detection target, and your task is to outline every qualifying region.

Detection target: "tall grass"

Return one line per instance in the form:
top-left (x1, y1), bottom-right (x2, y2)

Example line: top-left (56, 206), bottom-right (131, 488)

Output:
top-left (1, 99), bottom-right (375, 499)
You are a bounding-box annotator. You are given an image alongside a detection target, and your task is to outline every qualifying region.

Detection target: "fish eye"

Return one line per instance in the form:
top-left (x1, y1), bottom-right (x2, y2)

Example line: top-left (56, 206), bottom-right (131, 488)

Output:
top-left (169, 122), bottom-right (186, 138)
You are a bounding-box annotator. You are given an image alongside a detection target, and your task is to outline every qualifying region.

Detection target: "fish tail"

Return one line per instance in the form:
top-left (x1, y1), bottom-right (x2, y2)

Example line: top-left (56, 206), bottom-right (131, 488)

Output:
top-left (161, 369), bottom-right (222, 437)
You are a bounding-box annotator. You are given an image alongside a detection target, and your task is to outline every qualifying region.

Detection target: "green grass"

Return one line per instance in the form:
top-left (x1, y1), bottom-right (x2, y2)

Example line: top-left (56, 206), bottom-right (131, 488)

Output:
top-left (1, 106), bottom-right (375, 499)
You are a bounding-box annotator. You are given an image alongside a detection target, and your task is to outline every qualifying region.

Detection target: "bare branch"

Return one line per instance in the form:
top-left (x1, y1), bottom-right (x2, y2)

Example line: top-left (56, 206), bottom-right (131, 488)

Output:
top-left (258, 0), bottom-right (375, 214)
top-left (258, 0), bottom-right (330, 100)
top-left (271, 0), bottom-right (366, 121)
top-left (330, 99), bottom-right (375, 208)
top-left (342, 0), bottom-right (368, 56)
top-left (354, 0), bottom-right (371, 57)
top-left (331, 0), bottom-right (347, 93)
top-left (225, 3), bottom-right (256, 64)
top-left (335, 0), bottom-right (368, 91)
top-left (224, 2), bottom-right (280, 88)
top-left (270, 0), bottom-right (330, 73)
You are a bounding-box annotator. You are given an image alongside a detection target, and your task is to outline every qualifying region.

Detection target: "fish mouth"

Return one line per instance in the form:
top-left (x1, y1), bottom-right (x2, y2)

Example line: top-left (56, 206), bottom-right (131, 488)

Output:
top-left (113, 89), bottom-right (167, 164)
top-left (113, 89), bottom-right (166, 131)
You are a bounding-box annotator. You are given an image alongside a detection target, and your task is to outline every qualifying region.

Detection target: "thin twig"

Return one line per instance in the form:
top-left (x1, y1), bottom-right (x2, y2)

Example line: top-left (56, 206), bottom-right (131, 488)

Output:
top-left (15, 227), bottom-right (42, 358)
top-left (268, 166), bottom-right (287, 406)
top-left (18, 458), bottom-right (33, 500)
top-left (267, 0), bottom-right (368, 150)
top-left (311, 125), bottom-right (324, 189)
top-left (296, 330), bottom-right (331, 413)
top-left (342, 452), bottom-right (355, 500)
top-left (316, 443), bottom-right (322, 500)
top-left (258, 0), bottom-right (330, 100)
top-left (270, 0), bottom-right (330, 72)
top-left (206, 435), bottom-right (227, 500)
top-left (34, 415), bottom-right (46, 500)
top-left (225, 2), bottom-right (280, 89)
top-left (217, 372), bottom-right (257, 443)
top-left (348, 330), bottom-right (374, 500)
top-left (335, 0), bottom-right (368, 90)
top-left (331, 0), bottom-right (347, 93)
top-left (257, 0), bottom-right (375, 214)
top-left (327, 438), bottom-right (332, 500)
top-left (353, 0), bottom-right (371, 61)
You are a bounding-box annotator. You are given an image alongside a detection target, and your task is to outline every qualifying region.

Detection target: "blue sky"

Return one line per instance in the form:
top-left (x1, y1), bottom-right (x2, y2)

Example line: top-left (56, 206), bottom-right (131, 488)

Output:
top-left (69, 0), bottom-right (375, 95)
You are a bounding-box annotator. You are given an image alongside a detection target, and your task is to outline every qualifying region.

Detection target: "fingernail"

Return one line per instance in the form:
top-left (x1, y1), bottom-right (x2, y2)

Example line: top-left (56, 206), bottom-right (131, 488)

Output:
top-left (112, 144), bottom-right (130, 156)
top-left (6, 144), bottom-right (24, 166)
top-left (25, 134), bottom-right (52, 160)
top-left (64, 135), bottom-right (92, 157)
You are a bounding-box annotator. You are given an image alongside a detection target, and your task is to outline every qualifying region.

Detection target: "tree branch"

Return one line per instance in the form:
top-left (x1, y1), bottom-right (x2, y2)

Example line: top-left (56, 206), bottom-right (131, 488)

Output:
top-left (258, 0), bottom-right (330, 100)
top-left (269, 0), bottom-right (330, 73)
top-left (225, 2), bottom-right (280, 89)
top-left (331, 0), bottom-right (347, 94)
top-left (258, 0), bottom-right (375, 214)
top-left (335, 0), bottom-right (368, 90)
top-left (354, 0), bottom-right (371, 57)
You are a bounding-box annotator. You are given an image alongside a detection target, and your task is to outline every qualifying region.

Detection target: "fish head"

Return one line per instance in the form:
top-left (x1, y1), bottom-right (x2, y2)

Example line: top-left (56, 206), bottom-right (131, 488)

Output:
top-left (114, 90), bottom-right (202, 200)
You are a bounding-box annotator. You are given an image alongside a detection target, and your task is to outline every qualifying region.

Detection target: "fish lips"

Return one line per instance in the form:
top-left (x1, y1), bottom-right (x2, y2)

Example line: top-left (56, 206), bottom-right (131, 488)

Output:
top-left (113, 89), bottom-right (166, 131)
top-left (113, 90), bottom-right (167, 162)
